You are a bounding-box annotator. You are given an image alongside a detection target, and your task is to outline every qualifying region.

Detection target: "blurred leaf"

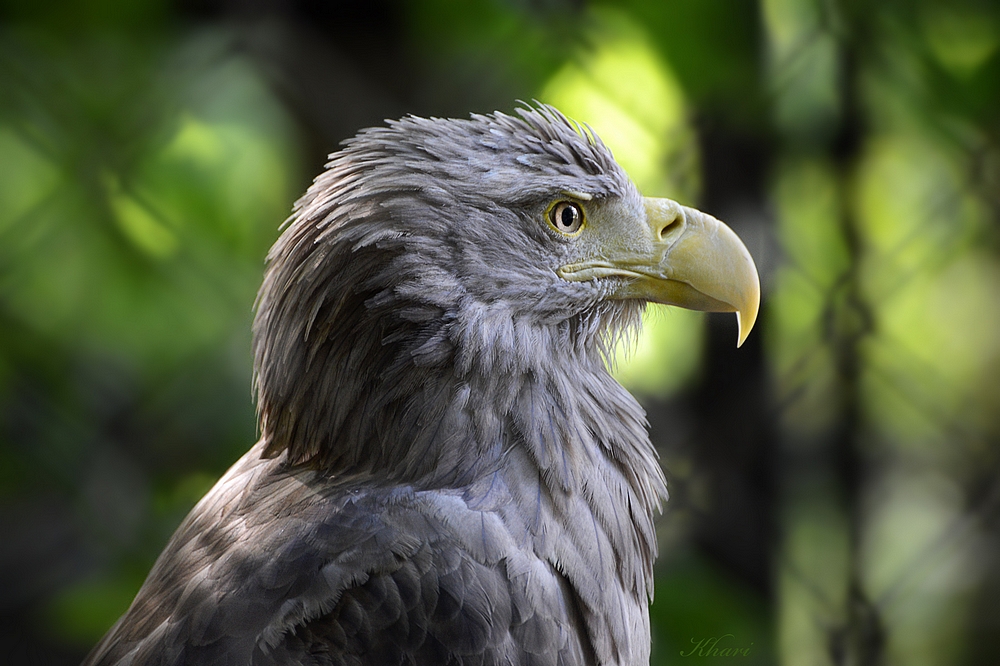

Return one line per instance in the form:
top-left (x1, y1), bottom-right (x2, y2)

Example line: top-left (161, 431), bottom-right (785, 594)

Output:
top-left (767, 157), bottom-right (846, 435)
top-left (45, 574), bottom-right (145, 647)
top-left (921, 2), bottom-right (999, 77)
top-left (855, 131), bottom-right (1000, 453)
top-left (778, 486), bottom-right (851, 666)
top-left (104, 172), bottom-right (179, 259)
top-left (405, 0), bottom-right (579, 111)
top-left (652, 551), bottom-right (774, 665)
top-left (540, 5), bottom-right (698, 201)
top-left (0, 31), bottom-right (297, 373)
top-left (763, 0), bottom-right (841, 141)
top-left (610, 0), bottom-right (762, 122)
top-left (861, 469), bottom-right (982, 666)
top-left (0, 128), bottom-right (60, 234)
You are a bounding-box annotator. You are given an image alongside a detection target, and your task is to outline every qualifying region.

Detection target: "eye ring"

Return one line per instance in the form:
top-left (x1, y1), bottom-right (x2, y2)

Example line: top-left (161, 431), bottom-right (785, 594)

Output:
top-left (547, 200), bottom-right (585, 236)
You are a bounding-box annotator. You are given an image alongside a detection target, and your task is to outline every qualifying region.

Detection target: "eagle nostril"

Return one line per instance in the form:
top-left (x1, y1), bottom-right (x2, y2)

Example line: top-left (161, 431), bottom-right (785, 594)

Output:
top-left (658, 212), bottom-right (683, 241)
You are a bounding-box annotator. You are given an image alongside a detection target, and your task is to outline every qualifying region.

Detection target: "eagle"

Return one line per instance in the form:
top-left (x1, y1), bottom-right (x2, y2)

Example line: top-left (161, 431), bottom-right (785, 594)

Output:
top-left (84, 105), bottom-right (759, 666)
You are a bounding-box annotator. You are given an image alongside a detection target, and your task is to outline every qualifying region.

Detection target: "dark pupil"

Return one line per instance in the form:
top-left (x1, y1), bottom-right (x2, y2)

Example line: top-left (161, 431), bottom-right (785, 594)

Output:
top-left (560, 205), bottom-right (576, 228)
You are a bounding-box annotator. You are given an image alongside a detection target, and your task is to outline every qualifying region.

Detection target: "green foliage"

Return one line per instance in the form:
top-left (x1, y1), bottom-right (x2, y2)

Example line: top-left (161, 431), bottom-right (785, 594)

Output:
top-left (0, 20), bottom-right (299, 651)
top-left (652, 551), bottom-right (774, 665)
top-left (45, 574), bottom-right (147, 646)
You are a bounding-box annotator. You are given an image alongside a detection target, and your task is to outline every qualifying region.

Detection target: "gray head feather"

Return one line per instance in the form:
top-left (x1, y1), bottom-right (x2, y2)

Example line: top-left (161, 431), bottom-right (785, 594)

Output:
top-left (255, 107), bottom-right (644, 465)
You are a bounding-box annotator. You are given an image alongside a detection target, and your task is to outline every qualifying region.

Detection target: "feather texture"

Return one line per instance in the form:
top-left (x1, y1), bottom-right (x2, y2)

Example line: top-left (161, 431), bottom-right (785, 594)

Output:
top-left (84, 105), bottom-right (668, 666)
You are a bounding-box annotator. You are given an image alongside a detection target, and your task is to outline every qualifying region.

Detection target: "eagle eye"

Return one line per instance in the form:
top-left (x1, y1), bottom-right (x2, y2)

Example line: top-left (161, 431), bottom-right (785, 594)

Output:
top-left (547, 201), bottom-right (585, 236)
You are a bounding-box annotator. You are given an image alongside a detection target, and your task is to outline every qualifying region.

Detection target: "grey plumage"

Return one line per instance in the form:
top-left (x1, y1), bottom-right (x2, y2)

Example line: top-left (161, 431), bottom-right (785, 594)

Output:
top-left (84, 105), bottom-right (758, 666)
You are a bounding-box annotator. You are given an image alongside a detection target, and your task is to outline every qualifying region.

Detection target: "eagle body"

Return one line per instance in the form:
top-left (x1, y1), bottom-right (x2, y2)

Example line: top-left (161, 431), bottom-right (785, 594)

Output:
top-left (85, 107), bottom-right (758, 666)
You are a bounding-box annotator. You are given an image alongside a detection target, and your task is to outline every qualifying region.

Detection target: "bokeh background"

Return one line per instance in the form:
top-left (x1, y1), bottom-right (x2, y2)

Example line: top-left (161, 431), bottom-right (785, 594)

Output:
top-left (2, 1), bottom-right (1000, 664)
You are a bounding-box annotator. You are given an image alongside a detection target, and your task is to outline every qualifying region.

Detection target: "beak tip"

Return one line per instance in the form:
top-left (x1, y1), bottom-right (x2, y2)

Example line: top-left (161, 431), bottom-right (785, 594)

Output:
top-left (735, 297), bottom-right (759, 349)
top-left (736, 312), bottom-right (748, 348)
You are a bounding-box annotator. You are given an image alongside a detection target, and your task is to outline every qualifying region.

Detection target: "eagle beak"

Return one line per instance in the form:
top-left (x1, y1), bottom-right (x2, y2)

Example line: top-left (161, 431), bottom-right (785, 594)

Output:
top-left (631, 198), bottom-right (760, 347)
top-left (558, 198), bottom-right (760, 347)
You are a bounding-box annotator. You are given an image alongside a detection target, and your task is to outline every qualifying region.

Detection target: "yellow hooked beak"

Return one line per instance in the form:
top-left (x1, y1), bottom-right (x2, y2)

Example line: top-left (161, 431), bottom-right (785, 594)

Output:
top-left (558, 198), bottom-right (760, 347)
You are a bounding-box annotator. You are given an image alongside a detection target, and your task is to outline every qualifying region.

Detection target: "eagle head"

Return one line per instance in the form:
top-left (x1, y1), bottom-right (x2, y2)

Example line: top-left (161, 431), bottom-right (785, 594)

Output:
top-left (251, 105), bottom-right (758, 485)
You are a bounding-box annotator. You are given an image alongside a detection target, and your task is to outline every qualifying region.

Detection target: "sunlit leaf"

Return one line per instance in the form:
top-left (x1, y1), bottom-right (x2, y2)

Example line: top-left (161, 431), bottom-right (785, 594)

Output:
top-left (921, 3), bottom-right (1000, 77)
top-left (540, 6), bottom-right (697, 201)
